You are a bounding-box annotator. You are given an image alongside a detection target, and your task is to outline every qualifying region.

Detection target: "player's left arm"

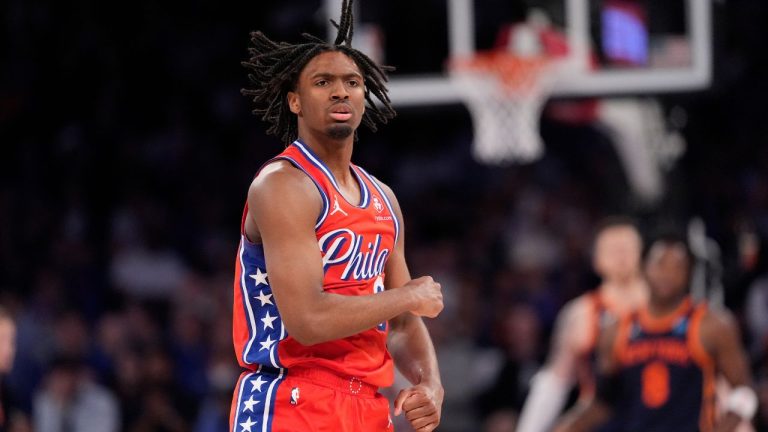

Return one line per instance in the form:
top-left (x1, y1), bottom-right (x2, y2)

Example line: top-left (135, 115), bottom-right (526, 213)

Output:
top-left (379, 181), bottom-right (443, 432)
top-left (701, 308), bottom-right (757, 432)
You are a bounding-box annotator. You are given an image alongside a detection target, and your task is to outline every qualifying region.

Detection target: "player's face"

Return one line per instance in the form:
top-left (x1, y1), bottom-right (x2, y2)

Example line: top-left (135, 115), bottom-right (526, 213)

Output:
top-left (0, 318), bottom-right (16, 373)
top-left (288, 51), bottom-right (366, 141)
top-left (644, 242), bottom-right (691, 302)
top-left (593, 226), bottom-right (642, 280)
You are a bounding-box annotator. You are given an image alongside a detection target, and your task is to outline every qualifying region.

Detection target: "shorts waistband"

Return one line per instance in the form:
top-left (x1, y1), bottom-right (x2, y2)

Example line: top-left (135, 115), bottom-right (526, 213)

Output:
top-left (287, 367), bottom-right (378, 397)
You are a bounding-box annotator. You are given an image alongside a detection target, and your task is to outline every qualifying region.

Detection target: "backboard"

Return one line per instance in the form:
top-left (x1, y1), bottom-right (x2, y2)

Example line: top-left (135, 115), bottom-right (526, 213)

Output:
top-left (324, 0), bottom-right (713, 106)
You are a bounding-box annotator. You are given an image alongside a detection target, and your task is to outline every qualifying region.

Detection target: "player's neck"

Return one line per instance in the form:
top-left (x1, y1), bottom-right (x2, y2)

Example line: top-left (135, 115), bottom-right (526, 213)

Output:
top-left (602, 273), bottom-right (642, 290)
top-left (298, 132), bottom-right (355, 180)
top-left (648, 292), bottom-right (688, 317)
top-left (600, 276), bottom-right (646, 311)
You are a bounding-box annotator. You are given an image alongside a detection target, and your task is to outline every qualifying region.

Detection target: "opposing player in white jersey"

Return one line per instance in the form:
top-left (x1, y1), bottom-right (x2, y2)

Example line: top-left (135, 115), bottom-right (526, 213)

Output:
top-left (517, 218), bottom-right (647, 432)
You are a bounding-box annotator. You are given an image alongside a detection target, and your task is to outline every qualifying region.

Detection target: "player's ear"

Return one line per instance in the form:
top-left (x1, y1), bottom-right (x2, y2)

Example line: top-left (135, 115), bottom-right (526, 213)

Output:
top-left (287, 91), bottom-right (301, 116)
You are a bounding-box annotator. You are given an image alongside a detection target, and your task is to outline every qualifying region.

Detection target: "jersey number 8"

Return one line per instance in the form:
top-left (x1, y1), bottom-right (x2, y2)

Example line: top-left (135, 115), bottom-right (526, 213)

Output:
top-left (642, 361), bottom-right (670, 408)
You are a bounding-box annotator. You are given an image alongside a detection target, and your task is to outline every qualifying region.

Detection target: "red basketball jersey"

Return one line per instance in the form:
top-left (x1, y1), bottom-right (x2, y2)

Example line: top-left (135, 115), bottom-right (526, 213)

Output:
top-left (232, 140), bottom-right (399, 388)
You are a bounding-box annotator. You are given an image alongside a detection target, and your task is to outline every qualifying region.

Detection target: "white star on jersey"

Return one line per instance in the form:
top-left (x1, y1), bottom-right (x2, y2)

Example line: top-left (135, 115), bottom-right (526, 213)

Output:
top-left (239, 417), bottom-right (257, 432)
top-left (261, 311), bottom-right (277, 330)
top-left (249, 268), bottom-right (269, 286)
top-left (242, 395), bottom-right (260, 413)
top-left (259, 335), bottom-right (275, 351)
top-left (251, 376), bottom-right (267, 392)
top-left (254, 290), bottom-right (273, 306)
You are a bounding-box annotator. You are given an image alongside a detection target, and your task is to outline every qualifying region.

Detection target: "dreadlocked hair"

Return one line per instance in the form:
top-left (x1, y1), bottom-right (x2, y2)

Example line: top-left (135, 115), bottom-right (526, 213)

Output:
top-left (241, 0), bottom-right (396, 144)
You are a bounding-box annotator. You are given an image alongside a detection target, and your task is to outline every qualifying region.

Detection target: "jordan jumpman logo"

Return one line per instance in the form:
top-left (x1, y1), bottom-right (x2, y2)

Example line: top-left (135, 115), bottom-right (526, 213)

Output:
top-left (329, 195), bottom-right (348, 216)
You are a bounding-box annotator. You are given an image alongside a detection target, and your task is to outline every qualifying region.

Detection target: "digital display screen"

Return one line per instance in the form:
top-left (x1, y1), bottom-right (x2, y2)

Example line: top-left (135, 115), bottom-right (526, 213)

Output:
top-left (602, 0), bottom-right (649, 67)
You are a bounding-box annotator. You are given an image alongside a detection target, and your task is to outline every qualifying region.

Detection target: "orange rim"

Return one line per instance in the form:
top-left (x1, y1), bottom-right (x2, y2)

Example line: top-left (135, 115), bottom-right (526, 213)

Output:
top-left (450, 52), bottom-right (553, 93)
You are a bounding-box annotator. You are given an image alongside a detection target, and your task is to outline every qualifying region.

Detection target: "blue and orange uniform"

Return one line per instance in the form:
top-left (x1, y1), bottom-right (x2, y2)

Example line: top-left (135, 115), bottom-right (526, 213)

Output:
top-left (606, 297), bottom-right (716, 432)
top-left (230, 140), bottom-right (399, 432)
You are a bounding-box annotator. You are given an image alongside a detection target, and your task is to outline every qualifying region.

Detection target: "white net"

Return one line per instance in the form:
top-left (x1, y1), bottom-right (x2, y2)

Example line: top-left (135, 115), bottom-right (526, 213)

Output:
top-left (450, 55), bottom-right (562, 164)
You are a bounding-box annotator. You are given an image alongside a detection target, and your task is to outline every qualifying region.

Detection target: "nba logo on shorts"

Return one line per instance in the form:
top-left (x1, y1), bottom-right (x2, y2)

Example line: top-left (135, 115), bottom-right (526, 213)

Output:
top-left (290, 387), bottom-right (300, 405)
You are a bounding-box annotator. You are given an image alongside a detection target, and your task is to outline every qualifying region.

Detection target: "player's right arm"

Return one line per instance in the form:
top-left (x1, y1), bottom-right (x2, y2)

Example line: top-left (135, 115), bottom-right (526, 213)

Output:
top-left (701, 309), bottom-right (756, 432)
top-left (246, 162), bottom-right (442, 346)
top-left (553, 318), bottom-right (618, 432)
top-left (516, 297), bottom-right (590, 432)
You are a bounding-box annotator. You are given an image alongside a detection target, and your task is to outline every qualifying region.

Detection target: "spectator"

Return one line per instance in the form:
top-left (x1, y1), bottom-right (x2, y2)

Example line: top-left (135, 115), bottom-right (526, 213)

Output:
top-left (745, 236), bottom-right (768, 358)
top-left (32, 356), bottom-right (119, 432)
top-left (477, 303), bottom-right (543, 431)
top-left (0, 306), bottom-right (17, 431)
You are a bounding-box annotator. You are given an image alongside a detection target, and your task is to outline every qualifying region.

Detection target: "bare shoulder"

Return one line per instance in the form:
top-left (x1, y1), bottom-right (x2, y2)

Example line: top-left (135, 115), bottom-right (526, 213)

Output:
top-left (543, 294), bottom-right (601, 375)
top-left (699, 304), bottom-right (740, 340)
top-left (558, 295), bottom-right (593, 331)
top-left (553, 294), bottom-right (595, 347)
top-left (250, 160), bottom-right (316, 198)
top-left (695, 303), bottom-right (746, 359)
top-left (246, 160), bottom-right (322, 235)
top-left (248, 160), bottom-right (322, 212)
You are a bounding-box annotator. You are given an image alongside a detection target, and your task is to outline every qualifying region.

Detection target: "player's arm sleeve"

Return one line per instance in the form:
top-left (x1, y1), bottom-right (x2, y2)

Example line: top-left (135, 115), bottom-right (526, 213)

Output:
top-left (552, 399), bottom-right (612, 432)
top-left (516, 369), bottom-right (572, 432)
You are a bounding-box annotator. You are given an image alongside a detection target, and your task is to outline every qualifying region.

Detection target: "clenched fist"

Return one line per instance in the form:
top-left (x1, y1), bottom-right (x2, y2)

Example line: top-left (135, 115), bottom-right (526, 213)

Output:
top-left (404, 276), bottom-right (443, 318)
top-left (394, 384), bottom-right (444, 432)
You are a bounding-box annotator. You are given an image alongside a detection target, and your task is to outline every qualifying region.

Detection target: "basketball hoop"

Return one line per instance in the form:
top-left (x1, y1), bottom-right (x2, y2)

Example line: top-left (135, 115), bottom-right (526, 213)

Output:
top-left (450, 51), bottom-right (563, 164)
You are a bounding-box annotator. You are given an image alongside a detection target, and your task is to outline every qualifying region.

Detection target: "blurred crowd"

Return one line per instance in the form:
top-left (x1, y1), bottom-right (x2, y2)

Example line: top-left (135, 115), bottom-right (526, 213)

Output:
top-left (2, 0), bottom-right (768, 431)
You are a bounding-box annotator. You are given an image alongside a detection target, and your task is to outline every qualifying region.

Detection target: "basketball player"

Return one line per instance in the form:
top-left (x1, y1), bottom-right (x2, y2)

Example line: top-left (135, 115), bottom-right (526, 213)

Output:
top-left (230, 1), bottom-right (443, 431)
top-left (517, 218), bottom-right (647, 432)
top-left (555, 235), bottom-right (756, 432)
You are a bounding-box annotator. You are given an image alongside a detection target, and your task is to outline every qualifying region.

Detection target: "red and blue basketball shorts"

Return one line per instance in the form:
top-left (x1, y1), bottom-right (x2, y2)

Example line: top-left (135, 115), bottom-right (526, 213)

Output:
top-left (230, 367), bottom-right (393, 432)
